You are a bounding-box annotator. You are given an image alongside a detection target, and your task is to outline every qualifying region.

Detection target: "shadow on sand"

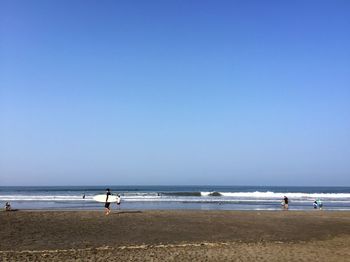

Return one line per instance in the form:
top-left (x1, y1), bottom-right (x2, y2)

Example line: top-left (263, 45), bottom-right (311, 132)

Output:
top-left (112, 210), bottom-right (142, 215)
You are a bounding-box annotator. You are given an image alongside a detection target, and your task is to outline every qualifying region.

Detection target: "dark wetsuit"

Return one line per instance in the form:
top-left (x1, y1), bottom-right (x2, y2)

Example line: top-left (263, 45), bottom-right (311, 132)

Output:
top-left (284, 197), bottom-right (288, 205)
top-left (105, 192), bottom-right (111, 209)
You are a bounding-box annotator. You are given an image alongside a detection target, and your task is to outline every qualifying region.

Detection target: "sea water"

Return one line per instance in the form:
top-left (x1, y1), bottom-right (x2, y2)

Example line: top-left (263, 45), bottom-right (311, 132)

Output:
top-left (1, 186), bottom-right (350, 211)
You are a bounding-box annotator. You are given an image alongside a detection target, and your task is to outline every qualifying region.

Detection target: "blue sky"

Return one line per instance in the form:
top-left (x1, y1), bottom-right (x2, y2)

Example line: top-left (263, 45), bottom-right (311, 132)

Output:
top-left (1, 0), bottom-right (350, 186)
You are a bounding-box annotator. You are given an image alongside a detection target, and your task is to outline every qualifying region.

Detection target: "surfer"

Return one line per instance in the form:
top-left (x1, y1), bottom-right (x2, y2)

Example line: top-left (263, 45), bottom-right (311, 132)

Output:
top-left (105, 188), bottom-right (112, 215)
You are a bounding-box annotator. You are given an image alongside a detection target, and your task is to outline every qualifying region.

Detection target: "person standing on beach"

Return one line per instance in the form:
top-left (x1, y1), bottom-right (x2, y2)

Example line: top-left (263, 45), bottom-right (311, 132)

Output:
top-left (4, 202), bottom-right (11, 211)
top-left (283, 196), bottom-right (289, 210)
top-left (105, 188), bottom-right (112, 215)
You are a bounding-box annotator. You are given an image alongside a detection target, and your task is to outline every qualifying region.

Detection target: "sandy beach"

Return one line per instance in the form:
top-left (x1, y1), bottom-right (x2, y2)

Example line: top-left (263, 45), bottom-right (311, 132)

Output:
top-left (1, 210), bottom-right (350, 261)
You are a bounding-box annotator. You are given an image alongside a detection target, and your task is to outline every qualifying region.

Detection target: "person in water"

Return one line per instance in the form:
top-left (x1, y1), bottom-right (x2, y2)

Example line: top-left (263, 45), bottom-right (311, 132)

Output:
top-left (283, 196), bottom-right (289, 210)
top-left (105, 188), bottom-right (112, 215)
top-left (313, 200), bottom-right (318, 209)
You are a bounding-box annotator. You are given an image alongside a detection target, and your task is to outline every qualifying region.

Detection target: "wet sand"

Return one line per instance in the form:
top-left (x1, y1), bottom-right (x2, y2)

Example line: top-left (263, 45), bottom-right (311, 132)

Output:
top-left (1, 210), bottom-right (350, 261)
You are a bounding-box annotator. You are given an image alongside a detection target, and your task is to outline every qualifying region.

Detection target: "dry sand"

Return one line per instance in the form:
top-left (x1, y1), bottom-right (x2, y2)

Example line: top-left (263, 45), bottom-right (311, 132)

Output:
top-left (1, 210), bottom-right (350, 261)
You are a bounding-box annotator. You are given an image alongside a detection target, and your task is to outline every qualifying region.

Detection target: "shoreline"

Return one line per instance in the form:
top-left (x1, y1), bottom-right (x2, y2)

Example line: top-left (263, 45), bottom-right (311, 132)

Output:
top-left (2, 208), bottom-right (350, 212)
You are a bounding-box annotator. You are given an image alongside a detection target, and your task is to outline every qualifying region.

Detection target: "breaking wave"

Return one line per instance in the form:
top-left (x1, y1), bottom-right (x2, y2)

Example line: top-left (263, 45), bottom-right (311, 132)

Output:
top-left (1, 191), bottom-right (350, 202)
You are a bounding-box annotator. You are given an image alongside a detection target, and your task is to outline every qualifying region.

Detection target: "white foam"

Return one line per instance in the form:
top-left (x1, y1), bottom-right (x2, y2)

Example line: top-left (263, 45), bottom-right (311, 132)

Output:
top-left (200, 191), bottom-right (350, 199)
top-left (0, 195), bottom-right (91, 201)
top-left (1, 191), bottom-right (350, 202)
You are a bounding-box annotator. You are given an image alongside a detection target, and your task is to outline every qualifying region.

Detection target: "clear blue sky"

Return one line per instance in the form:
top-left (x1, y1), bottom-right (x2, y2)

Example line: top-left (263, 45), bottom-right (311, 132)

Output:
top-left (1, 0), bottom-right (349, 186)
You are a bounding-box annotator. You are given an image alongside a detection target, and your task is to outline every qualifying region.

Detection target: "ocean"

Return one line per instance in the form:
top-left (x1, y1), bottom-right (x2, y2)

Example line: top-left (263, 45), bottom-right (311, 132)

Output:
top-left (1, 186), bottom-right (350, 211)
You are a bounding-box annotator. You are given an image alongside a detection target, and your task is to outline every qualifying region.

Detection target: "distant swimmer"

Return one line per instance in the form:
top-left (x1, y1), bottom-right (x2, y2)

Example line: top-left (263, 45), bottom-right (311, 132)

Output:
top-left (83, 193), bottom-right (85, 199)
top-left (283, 196), bottom-right (289, 210)
top-left (105, 188), bottom-right (112, 215)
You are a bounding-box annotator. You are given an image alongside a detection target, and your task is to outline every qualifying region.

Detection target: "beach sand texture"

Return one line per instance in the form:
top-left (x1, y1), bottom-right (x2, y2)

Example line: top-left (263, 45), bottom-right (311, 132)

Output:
top-left (1, 210), bottom-right (350, 261)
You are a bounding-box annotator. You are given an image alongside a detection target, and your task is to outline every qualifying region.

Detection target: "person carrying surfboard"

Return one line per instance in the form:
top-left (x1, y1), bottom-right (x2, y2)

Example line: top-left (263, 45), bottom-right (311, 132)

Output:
top-left (105, 188), bottom-right (112, 215)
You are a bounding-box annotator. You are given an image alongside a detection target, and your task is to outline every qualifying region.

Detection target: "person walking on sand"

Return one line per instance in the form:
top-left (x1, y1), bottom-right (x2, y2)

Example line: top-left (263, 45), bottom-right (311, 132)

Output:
top-left (116, 194), bottom-right (121, 210)
top-left (105, 188), bottom-right (112, 215)
top-left (283, 196), bottom-right (289, 210)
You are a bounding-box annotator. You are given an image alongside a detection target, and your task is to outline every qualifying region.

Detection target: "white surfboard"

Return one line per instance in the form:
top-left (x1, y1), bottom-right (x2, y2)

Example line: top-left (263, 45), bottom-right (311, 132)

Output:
top-left (93, 194), bottom-right (118, 203)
